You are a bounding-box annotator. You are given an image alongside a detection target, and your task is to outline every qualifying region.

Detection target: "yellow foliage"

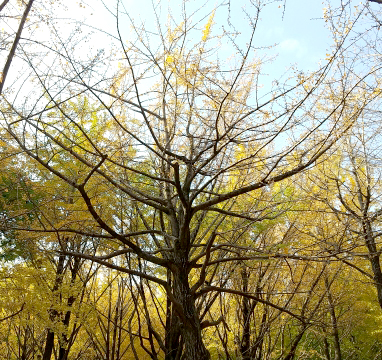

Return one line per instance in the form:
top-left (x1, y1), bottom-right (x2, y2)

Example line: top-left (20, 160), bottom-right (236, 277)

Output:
top-left (202, 11), bottom-right (215, 42)
top-left (165, 55), bottom-right (175, 64)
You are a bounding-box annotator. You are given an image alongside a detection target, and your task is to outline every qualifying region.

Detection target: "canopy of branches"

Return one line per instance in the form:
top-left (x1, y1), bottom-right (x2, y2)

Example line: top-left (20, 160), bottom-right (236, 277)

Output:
top-left (1, 1), bottom-right (382, 359)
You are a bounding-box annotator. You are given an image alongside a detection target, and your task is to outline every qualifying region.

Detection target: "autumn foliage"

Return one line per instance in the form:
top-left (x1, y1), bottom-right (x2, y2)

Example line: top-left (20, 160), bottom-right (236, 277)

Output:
top-left (2, 1), bottom-right (382, 359)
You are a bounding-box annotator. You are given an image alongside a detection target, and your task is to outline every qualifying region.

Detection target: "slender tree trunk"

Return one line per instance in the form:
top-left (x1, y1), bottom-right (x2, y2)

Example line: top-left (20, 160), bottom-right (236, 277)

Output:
top-left (349, 155), bottom-right (382, 310)
top-left (57, 300), bottom-right (75, 360)
top-left (240, 268), bottom-right (251, 360)
top-left (281, 326), bottom-right (308, 360)
top-left (20, 325), bottom-right (29, 360)
top-left (106, 276), bottom-right (112, 360)
top-left (128, 307), bottom-right (139, 360)
top-left (116, 284), bottom-right (124, 360)
top-left (58, 256), bottom-right (80, 360)
top-left (323, 337), bottom-right (331, 360)
top-left (0, 0), bottom-right (35, 95)
top-left (325, 278), bottom-right (342, 360)
top-left (241, 264), bottom-right (268, 360)
top-left (363, 219), bottom-right (382, 309)
top-left (253, 311), bottom-right (267, 360)
top-left (110, 282), bottom-right (120, 360)
top-left (43, 253), bottom-right (66, 360)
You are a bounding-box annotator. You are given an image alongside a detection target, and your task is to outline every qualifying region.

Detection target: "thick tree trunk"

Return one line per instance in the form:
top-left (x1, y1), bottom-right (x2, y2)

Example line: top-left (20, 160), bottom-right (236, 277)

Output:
top-left (165, 304), bottom-right (181, 360)
top-left (42, 330), bottom-right (55, 360)
top-left (172, 267), bottom-right (210, 360)
top-left (165, 269), bottom-right (182, 360)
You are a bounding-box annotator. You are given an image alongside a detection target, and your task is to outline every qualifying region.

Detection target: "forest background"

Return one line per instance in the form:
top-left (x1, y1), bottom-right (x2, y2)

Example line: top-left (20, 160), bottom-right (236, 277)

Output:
top-left (2, 0), bottom-right (382, 359)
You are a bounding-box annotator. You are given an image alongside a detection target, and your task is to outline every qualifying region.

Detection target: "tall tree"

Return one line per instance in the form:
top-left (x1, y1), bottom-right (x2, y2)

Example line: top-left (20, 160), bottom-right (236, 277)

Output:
top-left (1, 1), bottom-right (380, 358)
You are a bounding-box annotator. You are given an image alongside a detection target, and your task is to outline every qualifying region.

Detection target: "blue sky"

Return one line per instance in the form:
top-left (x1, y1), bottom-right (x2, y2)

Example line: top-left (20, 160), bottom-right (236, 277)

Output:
top-left (82, 0), bottom-right (333, 69)
top-left (1, 0), bottom-right (349, 114)
top-left (73, 0), bottom-right (335, 94)
top-left (258, 1), bottom-right (332, 70)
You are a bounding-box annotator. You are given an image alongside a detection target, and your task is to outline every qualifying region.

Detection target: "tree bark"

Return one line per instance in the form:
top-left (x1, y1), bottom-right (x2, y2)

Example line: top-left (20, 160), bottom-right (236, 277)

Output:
top-left (281, 326), bottom-right (308, 360)
top-left (42, 330), bottom-right (55, 360)
top-left (323, 337), bottom-right (331, 360)
top-left (240, 268), bottom-right (251, 360)
top-left (58, 255), bottom-right (80, 360)
top-left (43, 253), bottom-right (66, 360)
top-left (325, 278), bottom-right (342, 360)
top-left (165, 302), bottom-right (181, 360)
top-left (0, 0), bottom-right (35, 95)
top-left (173, 267), bottom-right (210, 360)
top-left (362, 219), bottom-right (382, 309)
